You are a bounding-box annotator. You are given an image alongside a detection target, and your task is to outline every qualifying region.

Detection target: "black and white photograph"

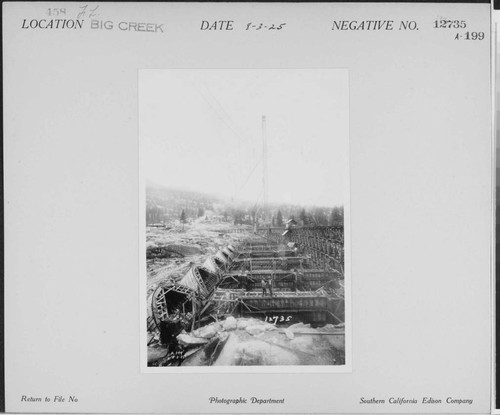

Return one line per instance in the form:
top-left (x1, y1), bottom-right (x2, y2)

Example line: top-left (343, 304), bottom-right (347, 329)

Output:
top-left (3, 1), bottom-right (494, 412)
top-left (140, 69), bottom-right (350, 368)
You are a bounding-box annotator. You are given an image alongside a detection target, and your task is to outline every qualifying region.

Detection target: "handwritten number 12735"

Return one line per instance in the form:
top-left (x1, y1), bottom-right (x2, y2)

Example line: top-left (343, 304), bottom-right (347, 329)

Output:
top-left (433, 20), bottom-right (466, 29)
top-left (265, 315), bottom-right (292, 324)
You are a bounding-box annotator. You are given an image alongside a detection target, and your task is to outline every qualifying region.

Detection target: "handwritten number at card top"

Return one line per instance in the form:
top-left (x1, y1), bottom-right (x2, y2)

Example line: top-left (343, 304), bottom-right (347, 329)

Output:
top-left (47, 8), bottom-right (66, 16)
top-left (77, 5), bottom-right (100, 19)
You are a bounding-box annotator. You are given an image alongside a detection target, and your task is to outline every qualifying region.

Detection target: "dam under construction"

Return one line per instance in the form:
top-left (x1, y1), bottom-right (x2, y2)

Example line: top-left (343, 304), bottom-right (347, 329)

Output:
top-left (147, 221), bottom-right (346, 367)
top-left (142, 79), bottom-right (349, 367)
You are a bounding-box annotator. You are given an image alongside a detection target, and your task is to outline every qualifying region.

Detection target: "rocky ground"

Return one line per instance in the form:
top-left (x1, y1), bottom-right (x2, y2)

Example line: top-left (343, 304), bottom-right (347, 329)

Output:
top-left (146, 219), bottom-right (259, 297)
top-left (145, 219), bottom-right (346, 366)
top-left (148, 316), bottom-right (345, 366)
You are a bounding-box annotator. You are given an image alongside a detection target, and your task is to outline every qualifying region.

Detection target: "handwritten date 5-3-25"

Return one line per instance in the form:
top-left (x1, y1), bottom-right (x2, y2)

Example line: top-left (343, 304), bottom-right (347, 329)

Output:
top-left (246, 23), bottom-right (286, 31)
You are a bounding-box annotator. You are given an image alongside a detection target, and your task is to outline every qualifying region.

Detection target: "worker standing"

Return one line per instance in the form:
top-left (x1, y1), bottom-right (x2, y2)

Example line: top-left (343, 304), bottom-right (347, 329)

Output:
top-left (267, 276), bottom-right (274, 297)
top-left (261, 278), bottom-right (268, 296)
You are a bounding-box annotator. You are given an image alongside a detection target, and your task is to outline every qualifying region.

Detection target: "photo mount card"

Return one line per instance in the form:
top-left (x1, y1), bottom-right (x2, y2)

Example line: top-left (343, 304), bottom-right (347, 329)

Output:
top-left (2, 1), bottom-right (494, 414)
top-left (139, 68), bottom-right (351, 373)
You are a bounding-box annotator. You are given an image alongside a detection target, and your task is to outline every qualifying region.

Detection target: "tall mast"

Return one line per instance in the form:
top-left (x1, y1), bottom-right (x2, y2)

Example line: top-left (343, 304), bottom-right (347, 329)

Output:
top-left (262, 115), bottom-right (269, 212)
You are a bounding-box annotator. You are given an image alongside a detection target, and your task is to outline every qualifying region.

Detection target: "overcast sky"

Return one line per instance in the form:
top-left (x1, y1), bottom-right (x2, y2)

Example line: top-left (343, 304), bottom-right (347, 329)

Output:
top-left (139, 69), bottom-right (348, 207)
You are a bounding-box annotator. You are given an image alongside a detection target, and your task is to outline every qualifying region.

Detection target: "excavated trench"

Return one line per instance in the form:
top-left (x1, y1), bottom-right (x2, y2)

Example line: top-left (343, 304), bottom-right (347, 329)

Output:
top-left (148, 228), bottom-right (345, 366)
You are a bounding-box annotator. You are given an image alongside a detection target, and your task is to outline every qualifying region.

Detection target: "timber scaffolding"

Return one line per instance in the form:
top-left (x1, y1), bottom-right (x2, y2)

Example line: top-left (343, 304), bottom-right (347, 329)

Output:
top-left (150, 225), bottom-right (345, 333)
top-left (220, 269), bottom-right (342, 291)
top-left (211, 290), bottom-right (344, 326)
top-left (259, 225), bottom-right (344, 272)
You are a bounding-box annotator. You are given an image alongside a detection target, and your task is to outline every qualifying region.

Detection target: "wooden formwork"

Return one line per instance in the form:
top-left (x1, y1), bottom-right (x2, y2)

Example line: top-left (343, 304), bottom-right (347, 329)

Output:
top-left (231, 292), bottom-right (344, 325)
top-left (236, 249), bottom-right (296, 258)
top-left (230, 256), bottom-right (309, 270)
top-left (219, 270), bottom-right (339, 291)
top-left (243, 241), bottom-right (277, 248)
top-left (259, 225), bottom-right (345, 275)
top-left (149, 232), bottom-right (345, 334)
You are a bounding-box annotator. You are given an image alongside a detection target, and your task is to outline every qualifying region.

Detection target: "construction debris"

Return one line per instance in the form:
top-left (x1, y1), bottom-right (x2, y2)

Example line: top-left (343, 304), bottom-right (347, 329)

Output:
top-left (147, 222), bottom-right (345, 366)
